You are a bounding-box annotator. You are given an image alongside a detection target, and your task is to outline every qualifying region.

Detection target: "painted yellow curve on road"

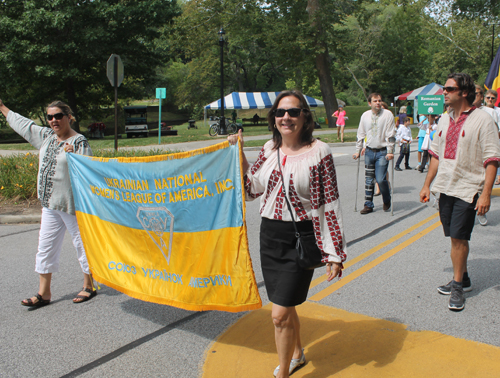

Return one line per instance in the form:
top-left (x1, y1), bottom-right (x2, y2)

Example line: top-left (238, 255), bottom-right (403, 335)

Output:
top-left (202, 302), bottom-right (500, 377)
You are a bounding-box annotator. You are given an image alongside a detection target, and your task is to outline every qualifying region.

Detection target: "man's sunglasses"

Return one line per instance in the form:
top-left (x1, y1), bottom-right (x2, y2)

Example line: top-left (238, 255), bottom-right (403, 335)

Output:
top-left (442, 86), bottom-right (459, 93)
top-left (47, 113), bottom-right (66, 121)
top-left (274, 108), bottom-right (303, 117)
top-left (486, 96), bottom-right (497, 100)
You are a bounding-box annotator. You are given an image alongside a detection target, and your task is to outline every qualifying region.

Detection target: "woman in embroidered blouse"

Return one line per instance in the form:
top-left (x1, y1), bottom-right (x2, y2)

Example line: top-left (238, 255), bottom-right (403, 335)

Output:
top-left (228, 91), bottom-right (346, 378)
top-left (0, 99), bottom-right (96, 307)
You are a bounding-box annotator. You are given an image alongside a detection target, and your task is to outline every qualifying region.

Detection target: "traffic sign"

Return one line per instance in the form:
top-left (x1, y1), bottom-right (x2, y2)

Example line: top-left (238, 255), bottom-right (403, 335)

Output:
top-left (156, 88), bottom-right (166, 99)
top-left (418, 95), bottom-right (444, 115)
top-left (107, 54), bottom-right (124, 87)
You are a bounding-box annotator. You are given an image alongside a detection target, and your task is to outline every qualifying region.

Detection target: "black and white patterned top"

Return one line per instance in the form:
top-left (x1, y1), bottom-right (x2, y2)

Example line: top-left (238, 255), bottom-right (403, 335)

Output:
top-left (7, 111), bottom-right (92, 215)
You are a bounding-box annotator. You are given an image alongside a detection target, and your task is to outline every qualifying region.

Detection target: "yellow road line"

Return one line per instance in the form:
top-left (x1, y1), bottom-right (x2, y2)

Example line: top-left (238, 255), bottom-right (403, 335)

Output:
top-left (309, 212), bottom-right (440, 290)
top-left (492, 187), bottom-right (500, 196)
top-left (309, 219), bottom-right (442, 301)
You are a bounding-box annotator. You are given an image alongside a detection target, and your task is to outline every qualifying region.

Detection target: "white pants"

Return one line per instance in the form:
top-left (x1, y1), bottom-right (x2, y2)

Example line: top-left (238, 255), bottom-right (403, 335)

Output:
top-left (36, 208), bottom-right (89, 274)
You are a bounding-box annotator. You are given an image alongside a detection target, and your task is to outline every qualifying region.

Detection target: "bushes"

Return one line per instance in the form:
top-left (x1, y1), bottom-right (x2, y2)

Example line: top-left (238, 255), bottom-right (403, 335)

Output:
top-left (0, 148), bottom-right (178, 200)
top-left (0, 152), bottom-right (38, 199)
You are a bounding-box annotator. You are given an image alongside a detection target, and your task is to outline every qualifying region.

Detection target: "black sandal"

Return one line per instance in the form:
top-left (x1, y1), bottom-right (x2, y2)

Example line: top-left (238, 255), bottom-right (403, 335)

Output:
top-left (21, 293), bottom-right (51, 307)
top-left (73, 287), bottom-right (97, 303)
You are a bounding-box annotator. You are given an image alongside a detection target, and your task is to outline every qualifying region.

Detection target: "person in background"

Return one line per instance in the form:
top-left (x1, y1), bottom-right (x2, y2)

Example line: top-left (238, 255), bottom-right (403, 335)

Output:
top-left (374, 102), bottom-right (392, 196)
top-left (406, 102), bottom-right (413, 122)
top-left (353, 93), bottom-right (395, 214)
top-left (484, 89), bottom-right (500, 120)
top-left (394, 117), bottom-right (413, 171)
top-left (333, 105), bottom-right (347, 142)
top-left (420, 73), bottom-right (500, 311)
top-left (228, 90), bottom-right (345, 378)
top-left (484, 89), bottom-right (500, 185)
top-left (418, 114), bottom-right (437, 173)
top-left (0, 99), bottom-right (96, 307)
top-left (415, 114), bottom-right (428, 170)
top-left (397, 106), bottom-right (407, 129)
top-left (474, 85), bottom-right (499, 129)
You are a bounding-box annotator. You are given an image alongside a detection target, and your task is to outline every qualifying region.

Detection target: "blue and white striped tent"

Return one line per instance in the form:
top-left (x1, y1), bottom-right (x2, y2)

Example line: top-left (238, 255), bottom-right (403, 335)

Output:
top-left (204, 92), bottom-right (324, 110)
top-left (204, 92), bottom-right (325, 126)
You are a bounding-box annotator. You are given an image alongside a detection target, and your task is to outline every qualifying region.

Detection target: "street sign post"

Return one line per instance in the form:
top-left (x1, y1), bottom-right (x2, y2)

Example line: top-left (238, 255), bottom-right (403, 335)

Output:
top-left (156, 88), bottom-right (166, 144)
top-left (107, 54), bottom-right (124, 150)
top-left (418, 95), bottom-right (444, 115)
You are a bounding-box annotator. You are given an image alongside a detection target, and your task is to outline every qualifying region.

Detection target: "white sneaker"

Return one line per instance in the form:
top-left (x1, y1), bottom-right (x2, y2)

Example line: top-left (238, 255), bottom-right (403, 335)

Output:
top-left (477, 214), bottom-right (488, 226)
top-left (273, 349), bottom-right (306, 377)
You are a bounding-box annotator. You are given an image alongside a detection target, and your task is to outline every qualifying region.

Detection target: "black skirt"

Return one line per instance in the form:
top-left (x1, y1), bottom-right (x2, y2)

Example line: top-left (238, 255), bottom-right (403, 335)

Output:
top-left (260, 217), bottom-right (315, 307)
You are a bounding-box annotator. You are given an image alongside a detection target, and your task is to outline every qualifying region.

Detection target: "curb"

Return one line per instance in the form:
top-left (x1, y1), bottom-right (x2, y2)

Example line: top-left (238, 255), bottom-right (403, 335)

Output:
top-left (0, 214), bottom-right (41, 224)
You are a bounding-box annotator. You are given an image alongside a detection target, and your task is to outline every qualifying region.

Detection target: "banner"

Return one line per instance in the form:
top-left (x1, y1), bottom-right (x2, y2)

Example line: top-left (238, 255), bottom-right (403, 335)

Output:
top-left (485, 44), bottom-right (500, 93)
top-left (67, 142), bottom-right (261, 312)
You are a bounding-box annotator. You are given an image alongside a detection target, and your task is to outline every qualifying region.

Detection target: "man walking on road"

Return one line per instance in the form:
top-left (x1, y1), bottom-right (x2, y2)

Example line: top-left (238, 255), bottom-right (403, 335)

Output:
top-left (420, 73), bottom-right (500, 311)
top-left (353, 93), bottom-right (396, 214)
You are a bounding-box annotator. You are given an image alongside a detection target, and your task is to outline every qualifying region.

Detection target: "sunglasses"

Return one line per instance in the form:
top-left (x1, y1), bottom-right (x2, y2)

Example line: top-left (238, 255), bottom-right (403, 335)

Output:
top-left (47, 113), bottom-right (66, 121)
top-left (275, 108), bottom-right (303, 117)
top-left (442, 86), bottom-right (459, 93)
top-left (485, 96), bottom-right (497, 100)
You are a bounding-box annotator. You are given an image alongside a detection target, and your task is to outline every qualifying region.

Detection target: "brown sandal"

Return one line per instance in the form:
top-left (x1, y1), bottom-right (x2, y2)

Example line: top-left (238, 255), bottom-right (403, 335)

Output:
top-left (21, 293), bottom-right (51, 307)
top-left (73, 287), bottom-right (97, 303)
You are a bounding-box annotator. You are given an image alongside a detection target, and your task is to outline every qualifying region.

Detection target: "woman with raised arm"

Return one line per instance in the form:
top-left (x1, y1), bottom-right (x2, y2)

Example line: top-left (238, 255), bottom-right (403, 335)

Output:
top-left (0, 99), bottom-right (96, 307)
top-left (228, 90), bottom-right (346, 378)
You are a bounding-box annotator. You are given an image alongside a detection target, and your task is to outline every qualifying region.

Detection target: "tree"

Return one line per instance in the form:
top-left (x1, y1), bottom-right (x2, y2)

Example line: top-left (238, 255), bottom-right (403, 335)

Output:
top-left (0, 0), bottom-right (179, 131)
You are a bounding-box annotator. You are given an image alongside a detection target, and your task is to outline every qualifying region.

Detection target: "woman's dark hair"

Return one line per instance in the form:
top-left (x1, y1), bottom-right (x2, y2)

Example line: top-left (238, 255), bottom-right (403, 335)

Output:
top-left (447, 73), bottom-right (476, 105)
top-left (267, 90), bottom-right (315, 149)
top-left (47, 100), bottom-right (76, 124)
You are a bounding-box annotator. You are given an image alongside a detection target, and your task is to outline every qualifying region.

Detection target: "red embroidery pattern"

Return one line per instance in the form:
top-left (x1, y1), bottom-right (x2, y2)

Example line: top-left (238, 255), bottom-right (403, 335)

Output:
top-left (288, 174), bottom-right (307, 221)
top-left (312, 216), bottom-right (324, 251)
top-left (244, 176), bottom-right (262, 199)
top-left (484, 157), bottom-right (500, 168)
top-left (260, 169), bottom-right (281, 218)
top-left (309, 155), bottom-right (339, 209)
top-left (312, 212), bottom-right (346, 262)
top-left (444, 108), bottom-right (474, 159)
top-left (428, 150), bottom-right (439, 160)
top-left (244, 148), bottom-right (267, 199)
top-left (250, 148), bottom-right (267, 175)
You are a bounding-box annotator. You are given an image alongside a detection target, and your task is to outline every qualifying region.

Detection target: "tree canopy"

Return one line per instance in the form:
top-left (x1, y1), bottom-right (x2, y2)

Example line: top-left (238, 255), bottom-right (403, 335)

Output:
top-left (0, 0), bottom-right (179, 130)
top-left (1, 0), bottom-right (498, 124)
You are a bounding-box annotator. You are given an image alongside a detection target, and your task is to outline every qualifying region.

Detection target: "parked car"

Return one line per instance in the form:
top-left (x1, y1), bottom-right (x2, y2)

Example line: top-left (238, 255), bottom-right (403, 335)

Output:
top-left (124, 106), bottom-right (148, 138)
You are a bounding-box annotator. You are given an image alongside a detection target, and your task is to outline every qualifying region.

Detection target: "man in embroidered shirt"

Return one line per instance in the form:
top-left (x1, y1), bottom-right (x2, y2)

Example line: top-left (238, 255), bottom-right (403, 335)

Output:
top-left (353, 93), bottom-right (396, 214)
top-left (420, 73), bottom-right (500, 311)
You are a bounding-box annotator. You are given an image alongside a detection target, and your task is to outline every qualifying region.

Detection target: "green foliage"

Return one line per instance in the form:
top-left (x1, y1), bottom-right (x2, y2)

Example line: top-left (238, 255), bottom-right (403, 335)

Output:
top-left (0, 152), bottom-right (38, 199)
top-left (0, 0), bottom-right (180, 129)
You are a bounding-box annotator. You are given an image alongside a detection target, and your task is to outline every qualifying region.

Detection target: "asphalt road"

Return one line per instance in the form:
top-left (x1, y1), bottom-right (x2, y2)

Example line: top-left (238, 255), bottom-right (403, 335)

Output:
top-left (1, 142), bottom-right (500, 377)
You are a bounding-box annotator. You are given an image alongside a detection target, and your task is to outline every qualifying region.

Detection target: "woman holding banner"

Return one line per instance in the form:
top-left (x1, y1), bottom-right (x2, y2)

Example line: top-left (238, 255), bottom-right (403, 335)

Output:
top-left (0, 99), bottom-right (96, 307)
top-left (228, 90), bottom-right (346, 378)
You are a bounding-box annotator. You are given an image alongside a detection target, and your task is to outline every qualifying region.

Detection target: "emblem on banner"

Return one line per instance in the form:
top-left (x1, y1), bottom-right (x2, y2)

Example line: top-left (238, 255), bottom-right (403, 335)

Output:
top-left (137, 207), bottom-right (175, 264)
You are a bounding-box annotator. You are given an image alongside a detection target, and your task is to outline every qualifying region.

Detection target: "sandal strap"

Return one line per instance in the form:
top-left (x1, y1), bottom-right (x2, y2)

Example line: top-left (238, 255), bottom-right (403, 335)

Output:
top-left (82, 287), bottom-right (94, 294)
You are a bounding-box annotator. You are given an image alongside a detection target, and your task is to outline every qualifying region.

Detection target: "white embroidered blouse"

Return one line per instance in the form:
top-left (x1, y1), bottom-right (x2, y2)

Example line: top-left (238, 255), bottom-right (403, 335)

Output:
top-left (244, 139), bottom-right (346, 263)
top-left (7, 111), bottom-right (92, 215)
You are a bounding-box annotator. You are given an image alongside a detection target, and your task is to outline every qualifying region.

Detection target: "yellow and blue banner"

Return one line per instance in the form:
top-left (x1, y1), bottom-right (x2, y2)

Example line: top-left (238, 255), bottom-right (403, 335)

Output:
top-left (67, 142), bottom-right (261, 312)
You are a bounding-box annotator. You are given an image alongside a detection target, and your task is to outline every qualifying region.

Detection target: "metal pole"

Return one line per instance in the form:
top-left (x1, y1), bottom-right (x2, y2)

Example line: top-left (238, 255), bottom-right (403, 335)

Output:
top-left (391, 158), bottom-right (394, 216)
top-left (219, 29), bottom-right (227, 135)
top-left (354, 156), bottom-right (361, 212)
top-left (492, 25), bottom-right (495, 64)
top-left (114, 56), bottom-right (118, 151)
top-left (158, 99), bottom-right (162, 145)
